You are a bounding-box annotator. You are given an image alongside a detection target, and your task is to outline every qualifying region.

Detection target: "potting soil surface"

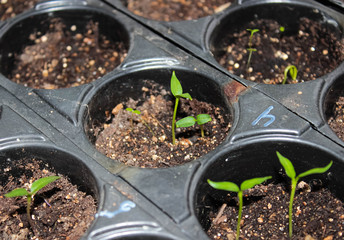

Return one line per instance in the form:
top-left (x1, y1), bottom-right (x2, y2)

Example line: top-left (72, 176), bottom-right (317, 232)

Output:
top-left (125, 0), bottom-right (233, 21)
top-left (8, 17), bottom-right (127, 89)
top-left (92, 80), bottom-right (231, 168)
top-left (207, 181), bottom-right (344, 239)
top-left (216, 18), bottom-right (344, 84)
top-left (0, 0), bottom-right (40, 21)
top-left (328, 95), bottom-right (344, 142)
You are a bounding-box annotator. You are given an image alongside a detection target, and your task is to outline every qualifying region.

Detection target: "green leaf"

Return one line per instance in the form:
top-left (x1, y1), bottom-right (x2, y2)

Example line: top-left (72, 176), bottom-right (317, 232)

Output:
top-left (298, 161), bottom-right (333, 179)
top-left (207, 179), bottom-right (240, 193)
top-left (5, 188), bottom-right (29, 198)
top-left (277, 151), bottom-right (296, 179)
top-left (133, 110), bottom-right (141, 115)
top-left (170, 71), bottom-right (183, 97)
top-left (31, 176), bottom-right (60, 196)
top-left (176, 116), bottom-right (196, 128)
top-left (126, 107), bottom-right (133, 112)
top-left (196, 114), bottom-right (212, 125)
top-left (285, 65), bottom-right (298, 81)
top-left (247, 29), bottom-right (259, 35)
top-left (240, 176), bottom-right (272, 191)
top-left (176, 93), bottom-right (192, 100)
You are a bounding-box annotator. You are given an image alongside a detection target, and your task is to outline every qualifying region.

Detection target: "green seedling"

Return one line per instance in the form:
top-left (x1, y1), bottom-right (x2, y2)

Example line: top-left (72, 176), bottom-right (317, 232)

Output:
top-left (282, 65), bottom-right (298, 84)
top-left (276, 151), bottom-right (333, 238)
top-left (125, 107), bottom-right (154, 136)
top-left (126, 107), bottom-right (141, 128)
top-left (246, 29), bottom-right (259, 70)
top-left (208, 176), bottom-right (272, 240)
top-left (176, 114), bottom-right (212, 138)
top-left (279, 26), bottom-right (285, 33)
top-left (170, 71), bottom-right (192, 144)
top-left (5, 175), bottom-right (60, 229)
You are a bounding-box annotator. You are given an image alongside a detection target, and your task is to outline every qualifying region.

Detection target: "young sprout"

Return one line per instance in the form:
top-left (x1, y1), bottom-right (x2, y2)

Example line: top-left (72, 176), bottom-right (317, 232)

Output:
top-left (125, 107), bottom-right (154, 136)
top-left (176, 114), bottom-right (212, 138)
top-left (4, 175), bottom-right (60, 229)
top-left (208, 176), bottom-right (272, 240)
top-left (246, 29), bottom-right (259, 70)
top-left (279, 26), bottom-right (285, 33)
top-left (126, 107), bottom-right (141, 128)
top-left (282, 65), bottom-right (298, 84)
top-left (170, 71), bottom-right (192, 144)
top-left (276, 151), bottom-right (333, 238)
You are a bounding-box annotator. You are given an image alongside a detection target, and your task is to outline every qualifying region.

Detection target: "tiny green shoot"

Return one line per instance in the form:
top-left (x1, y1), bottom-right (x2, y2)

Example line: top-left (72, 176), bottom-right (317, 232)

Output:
top-left (176, 114), bottom-right (212, 137)
top-left (279, 26), bottom-right (285, 33)
top-left (246, 29), bottom-right (259, 70)
top-left (125, 107), bottom-right (154, 136)
top-left (276, 151), bottom-right (333, 238)
top-left (4, 175), bottom-right (60, 229)
top-left (126, 107), bottom-right (141, 128)
top-left (170, 71), bottom-right (192, 144)
top-left (282, 65), bottom-right (298, 84)
top-left (208, 176), bottom-right (272, 240)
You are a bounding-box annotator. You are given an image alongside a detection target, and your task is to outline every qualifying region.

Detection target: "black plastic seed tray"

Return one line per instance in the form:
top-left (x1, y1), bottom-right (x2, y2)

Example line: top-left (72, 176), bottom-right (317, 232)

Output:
top-left (0, 0), bottom-right (343, 239)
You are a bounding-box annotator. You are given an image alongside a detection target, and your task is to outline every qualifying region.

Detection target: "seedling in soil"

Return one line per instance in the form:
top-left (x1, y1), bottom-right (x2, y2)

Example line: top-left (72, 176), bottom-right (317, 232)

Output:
top-left (126, 107), bottom-right (141, 128)
top-left (176, 114), bottom-right (212, 138)
top-left (170, 71), bottom-right (192, 144)
top-left (246, 29), bottom-right (259, 70)
top-left (208, 176), bottom-right (272, 240)
top-left (125, 107), bottom-right (154, 136)
top-left (282, 65), bottom-right (298, 84)
top-left (4, 175), bottom-right (60, 229)
top-left (279, 26), bottom-right (285, 33)
top-left (276, 151), bottom-right (333, 238)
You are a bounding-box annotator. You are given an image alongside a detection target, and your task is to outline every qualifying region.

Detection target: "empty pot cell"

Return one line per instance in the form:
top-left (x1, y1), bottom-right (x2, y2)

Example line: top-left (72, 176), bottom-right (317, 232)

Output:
top-left (84, 68), bottom-right (232, 168)
top-left (0, 146), bottom-right (98, 239)
top-left (122, 0), bottom-right (233, 21)
top-left (208, 2), bottom-right (344, 84)
top-left (0, 8), bottom-right (129, 89)
top-left (0, 0), bottom-right (40, 21)
top-left (325, 74), bottom-right (344, 142)
top-left (194, 139), bottom-right (344, 239)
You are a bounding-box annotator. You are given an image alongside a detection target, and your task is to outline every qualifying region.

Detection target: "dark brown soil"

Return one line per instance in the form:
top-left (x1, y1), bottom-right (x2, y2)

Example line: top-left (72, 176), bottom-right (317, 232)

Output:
top-left (0, 158), bottom-right (97, 240)
top-left (124, 0), bottom-right (233, 21)
top-left (216, 18), bottom-right (344, 84)
top-left (92, 81), bottom-right (230, 168)
top-left (207, 181), bottom-right (344, 240)
top-left (8, 17), bottom-right (127, 89)
top-left (0, 0), bottom-right (39, 21)
top-left (328, 95), bottom-right (344, 141)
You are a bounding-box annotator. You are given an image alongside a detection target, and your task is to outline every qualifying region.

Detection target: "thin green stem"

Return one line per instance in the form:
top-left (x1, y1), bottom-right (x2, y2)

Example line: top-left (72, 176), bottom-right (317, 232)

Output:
top-left (237, 191), bottom-right (243, 240)
top-left (200, 125), bottom-right (204, 138)
top-left (246, 48), bottom-right (256, 71)
top-left (27, 195), bottom-right (34, 230)
top-left (289, 178), bottom-right (297, 238)
top-left (172, 98), bottom-right (179, 144)
top-left (130, 116), bottom-right (133, 128)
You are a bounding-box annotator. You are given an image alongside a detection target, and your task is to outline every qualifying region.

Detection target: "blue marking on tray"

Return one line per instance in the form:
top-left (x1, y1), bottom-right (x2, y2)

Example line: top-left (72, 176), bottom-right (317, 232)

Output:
top-left (95, 200), bottom-right (136, 218)
top-left (252, 106), bottom-right (275, 127)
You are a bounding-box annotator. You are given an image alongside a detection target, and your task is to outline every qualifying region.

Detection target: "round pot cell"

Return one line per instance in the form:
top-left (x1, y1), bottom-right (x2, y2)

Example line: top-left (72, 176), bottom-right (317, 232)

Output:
top-left (207, 1), bottom-right (344, 84)
top-left (0, 146), bottom-right (98, 239)
top-left (83, 68), bottom-right (232, 168)
top-left (121, 0), bottom-right (234, 21)
top-left (0, 0), bottom-right (40, 21)
top-left (0, 7), bottom-right (129, 89)
top-left (194, 139), bottom-right (343, 239)
top-left (324, 73), bottom-right (344, 143)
